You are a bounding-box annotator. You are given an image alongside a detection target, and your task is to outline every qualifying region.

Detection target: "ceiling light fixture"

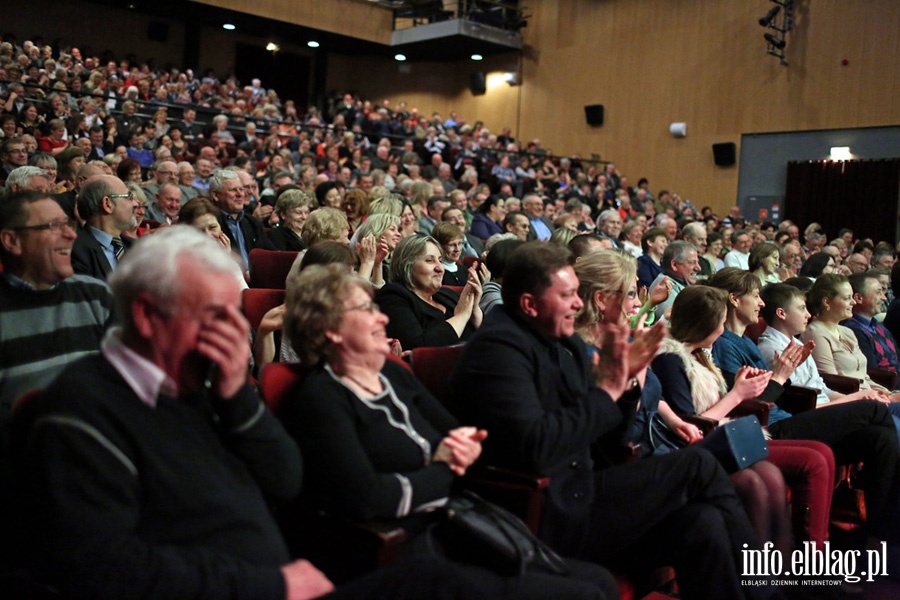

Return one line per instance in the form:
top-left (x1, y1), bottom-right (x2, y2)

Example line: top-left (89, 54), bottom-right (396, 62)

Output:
top-left (307, 41), bottom-right (320, 48)
top-left (471, 54), bottom-right (483, 61)
top-left (222, 23), bottom-right (236, 31)
top-left (394, 54), bottom-right (407, 61)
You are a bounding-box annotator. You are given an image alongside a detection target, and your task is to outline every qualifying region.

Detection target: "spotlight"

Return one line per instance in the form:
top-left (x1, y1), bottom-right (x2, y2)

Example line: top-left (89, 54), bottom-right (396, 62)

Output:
top-left (764, 33), bottom-right (786, 50)
top-left (758, 6), bottom-right (780, 27)
top-left (222, 23), bottom-right (236, 31)
top-left (307, 41), bottom-right (320, 48)
top-left (394, 54), bottom-right (407, 62)
top-left (470, 54), bottom-right (483, 61)
top-left (266, 42), bottom-right (280, 53)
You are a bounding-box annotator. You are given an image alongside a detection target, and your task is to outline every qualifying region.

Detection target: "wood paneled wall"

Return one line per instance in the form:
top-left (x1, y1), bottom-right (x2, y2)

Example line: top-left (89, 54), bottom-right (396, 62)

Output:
top-left (191, 0), bottom-right (392, 44)
top-left (326, 0), bottom-right (900, 215)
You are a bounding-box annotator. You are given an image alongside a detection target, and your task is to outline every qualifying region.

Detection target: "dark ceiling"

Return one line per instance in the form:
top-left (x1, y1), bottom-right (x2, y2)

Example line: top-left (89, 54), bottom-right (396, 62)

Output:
top-left (80, 0), bottom-right (521, 62)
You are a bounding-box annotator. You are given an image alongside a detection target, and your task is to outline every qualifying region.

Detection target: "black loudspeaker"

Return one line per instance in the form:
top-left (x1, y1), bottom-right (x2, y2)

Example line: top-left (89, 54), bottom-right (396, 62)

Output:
top-left (469, 72), bottom-right (486, 96)
top-left (147, 21), bottom-right (169, 43)
top-left (584, 104), bottom-right (604, 126)
top-left (713, 142), bottom-right (736, 167)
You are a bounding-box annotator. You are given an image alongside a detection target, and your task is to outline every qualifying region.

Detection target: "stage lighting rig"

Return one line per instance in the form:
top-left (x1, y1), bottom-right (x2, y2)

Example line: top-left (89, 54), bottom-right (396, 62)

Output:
top-left (758, 0), bottom-right (794, 65)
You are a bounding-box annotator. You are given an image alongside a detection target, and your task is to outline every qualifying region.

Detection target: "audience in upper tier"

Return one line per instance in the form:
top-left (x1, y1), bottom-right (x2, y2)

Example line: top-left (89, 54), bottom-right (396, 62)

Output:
top-left (3, 29), bottom-right (900, 600)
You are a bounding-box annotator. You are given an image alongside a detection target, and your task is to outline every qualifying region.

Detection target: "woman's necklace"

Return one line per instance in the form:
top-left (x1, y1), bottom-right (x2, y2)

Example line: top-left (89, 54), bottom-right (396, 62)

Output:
top-left (341, 372), bottom-right (383, 396)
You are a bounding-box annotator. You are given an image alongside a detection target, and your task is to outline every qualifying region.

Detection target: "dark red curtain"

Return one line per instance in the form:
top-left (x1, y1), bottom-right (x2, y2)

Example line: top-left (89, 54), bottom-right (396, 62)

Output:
top-left (785, 158), bottom-right (900, 244)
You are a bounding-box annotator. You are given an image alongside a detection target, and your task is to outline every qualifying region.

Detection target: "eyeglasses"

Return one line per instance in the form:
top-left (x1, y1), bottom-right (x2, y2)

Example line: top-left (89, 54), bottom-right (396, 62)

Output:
top-left (107, 192), bottom-right (134, 201)
top-left (344, 300), bottom-right (380, 314)
top-left (134, 203), bottom-right (148, 210)
top-left (12, 218), bottom-right (77, 233)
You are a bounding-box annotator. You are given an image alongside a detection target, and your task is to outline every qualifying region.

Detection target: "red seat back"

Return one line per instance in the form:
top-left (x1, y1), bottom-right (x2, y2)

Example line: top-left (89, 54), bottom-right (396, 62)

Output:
top-left (241, 288), bottom-right (286, 332)
top-left (249, 249), bottom-right (299, 289)
top-left (409, 344), bottom-right (465, 405)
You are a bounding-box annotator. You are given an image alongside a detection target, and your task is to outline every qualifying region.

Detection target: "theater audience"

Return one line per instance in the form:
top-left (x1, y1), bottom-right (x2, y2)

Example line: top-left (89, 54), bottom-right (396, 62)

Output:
top-left (71, 174), bottom-right (137, 280)
top-left (267, 189), bottom-right (311, 251)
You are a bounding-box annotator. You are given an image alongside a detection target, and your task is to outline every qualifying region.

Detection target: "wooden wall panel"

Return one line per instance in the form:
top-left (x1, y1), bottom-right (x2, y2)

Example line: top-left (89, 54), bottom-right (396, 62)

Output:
top-left (191, 0), bottom-right (392, 44)
top-left (322, 0), bottom-right (898, 215)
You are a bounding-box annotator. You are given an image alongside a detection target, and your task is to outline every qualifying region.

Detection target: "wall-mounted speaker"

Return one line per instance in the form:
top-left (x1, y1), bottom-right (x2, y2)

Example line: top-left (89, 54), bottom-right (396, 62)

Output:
top-left (584, 104), bottom-right (604, 126)
top-left (469, 72), bottom-right (486, 96)
top-left (713, 142), bottom-right (737, 167)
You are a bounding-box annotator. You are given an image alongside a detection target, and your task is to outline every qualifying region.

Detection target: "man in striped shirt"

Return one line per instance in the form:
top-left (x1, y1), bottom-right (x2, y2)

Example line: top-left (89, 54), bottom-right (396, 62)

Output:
top-left (0, 190), bottom-right (115, 423)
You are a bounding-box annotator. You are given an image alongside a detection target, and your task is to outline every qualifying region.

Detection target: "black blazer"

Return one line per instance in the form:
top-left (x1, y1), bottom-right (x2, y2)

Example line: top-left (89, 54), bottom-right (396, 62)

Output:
top-left (266, 226), bottom-right (305, 252)
top-left (71, 227), bottom-right (134, 281)
top-left (217, 211), bottom-right (275, 261)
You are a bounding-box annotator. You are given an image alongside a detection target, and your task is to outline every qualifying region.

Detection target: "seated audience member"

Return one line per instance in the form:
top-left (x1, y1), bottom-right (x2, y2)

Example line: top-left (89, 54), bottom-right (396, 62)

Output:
top-left (648, 240), bottom-right (700, 322)
top-left (470, 195), bottom-right (506, 240)
top-left (723, 230), bottom-right (751, 270)
top-left (595, 209), bottom-right (623, 250)
top-left (377, 235), bottom-right (482, 350)
top-left (681, 222), bottom-right (711, 279)
top-left (441, 206), bottom-right (484, 257)
top-left (522, 193), bottom-right (553, 241)
top-left (144, 182), bottom-right (182, 225)
top-left (749, 242), bottom-right (782, 285)
top-left (122, 183), bottom-right (152, 238)
top-left (432, 222), bottom-right (470, 287)
top-left (301, 207), bottom-right (350, 251)
top-left (797, 252), bottom-right (837, 280)
top-left (341, 188), bottom-right (367, 234)
top-left (71, 175), bottom-right (137, 280)
top-left (502, 210), bottom-right (531, 241)
top-left (212, 169), bottom-right (275, 271)
top-left (620, 221), bottom-right (644, 259)
top-left (3, 165), bottom-right (51, 194)
top-left (549, 226), bottom-right (578, 249)
top-left (280, 264), bottom-right (619, 600)
top-left (703, 231), bottom-right (725, 275)
top-left (801, 274), bottom-right (900, 398)
top-left (10, 227), bottom-right (473, 600)
top-left (479, 238), bottom-right (524, 315)
top-left (267, 189), bottom-right (312, 251)
top-left (451, 242), bottom-right (776, 599)
top-left (178, 198), bottom-right (248, 291)
top-left (349, 213), bottom-right (402, 288)
top-left (0, 190), bottom-right (114, 421)
top-left (843, 272), bottom-right (900, 373)
top-left (846, 252), bottom-right (870, 274)
top-left (636, 227), bottom-right (667, 289)
top-left (418, 195), bottom-right (449, 236)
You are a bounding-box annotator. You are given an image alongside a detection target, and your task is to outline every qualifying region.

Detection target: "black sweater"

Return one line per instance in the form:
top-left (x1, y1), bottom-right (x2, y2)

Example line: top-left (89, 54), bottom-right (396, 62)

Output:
top-left (12, 354), bottom-right (302, 600)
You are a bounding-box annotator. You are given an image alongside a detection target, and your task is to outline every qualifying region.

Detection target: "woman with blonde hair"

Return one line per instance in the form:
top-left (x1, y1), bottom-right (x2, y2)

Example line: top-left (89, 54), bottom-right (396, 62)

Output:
top-left (350, 213), bottom-right (402, 288)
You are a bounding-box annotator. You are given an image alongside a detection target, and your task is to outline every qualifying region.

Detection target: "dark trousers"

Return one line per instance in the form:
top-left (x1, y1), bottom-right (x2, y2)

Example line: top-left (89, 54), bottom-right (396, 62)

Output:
top-left (327, 556), bottom-right (617, 599)
top-left (769, 400), bottom-right (900, 542)
top-left (585, 446), bottom-right (770, 600)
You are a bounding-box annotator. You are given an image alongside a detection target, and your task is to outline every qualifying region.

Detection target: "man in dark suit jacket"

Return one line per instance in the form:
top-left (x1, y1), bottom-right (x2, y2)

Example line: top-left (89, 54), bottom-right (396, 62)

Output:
top-left (71, 175), bottom-right (137, 281)
top-left (450, 242), bottom-right (773, 600)
top-left (210, 169), bottom-right (274, 271)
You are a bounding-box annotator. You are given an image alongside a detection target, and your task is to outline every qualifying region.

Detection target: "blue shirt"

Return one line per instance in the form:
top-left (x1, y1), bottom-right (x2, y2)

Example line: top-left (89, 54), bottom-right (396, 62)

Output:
top-left (88, 227), bottom-right (118, 271)
top-left (712, 328), bottom-right (791, 424)
top-left (530, 217), bottom-right (551, 241)
top-left (221, 211), bottom-right (249, 269)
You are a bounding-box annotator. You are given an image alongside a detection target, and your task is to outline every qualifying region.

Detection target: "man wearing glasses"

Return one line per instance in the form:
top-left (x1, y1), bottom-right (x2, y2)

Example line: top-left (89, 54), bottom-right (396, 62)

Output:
top-left (71, 175), bottom-right (138, 281)
top-left (0, 190), bottom-right (115, 422)
top-left (0, 138), bottom-right (29, 182)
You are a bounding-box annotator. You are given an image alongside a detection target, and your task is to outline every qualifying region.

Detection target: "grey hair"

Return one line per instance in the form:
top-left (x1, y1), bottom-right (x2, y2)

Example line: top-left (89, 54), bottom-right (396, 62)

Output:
top-left (4, 166), bottom-right (48, 191)
top-left (109, 226), bottom-right (240, 337)
top-left (598, 209), bottom-right (619, 223)
top-left (662, 240), bottom-right (698, 271)
top-left (390, 234), bottom-right (439, 289)
top-left (78, 175), bottom-right (120, 221)
top-left (485, 232), bottom-right (518, 251)
top-left (682, 221), bottom-right (706, 240)
top-left (208, 169), bottom-right (239, 193)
